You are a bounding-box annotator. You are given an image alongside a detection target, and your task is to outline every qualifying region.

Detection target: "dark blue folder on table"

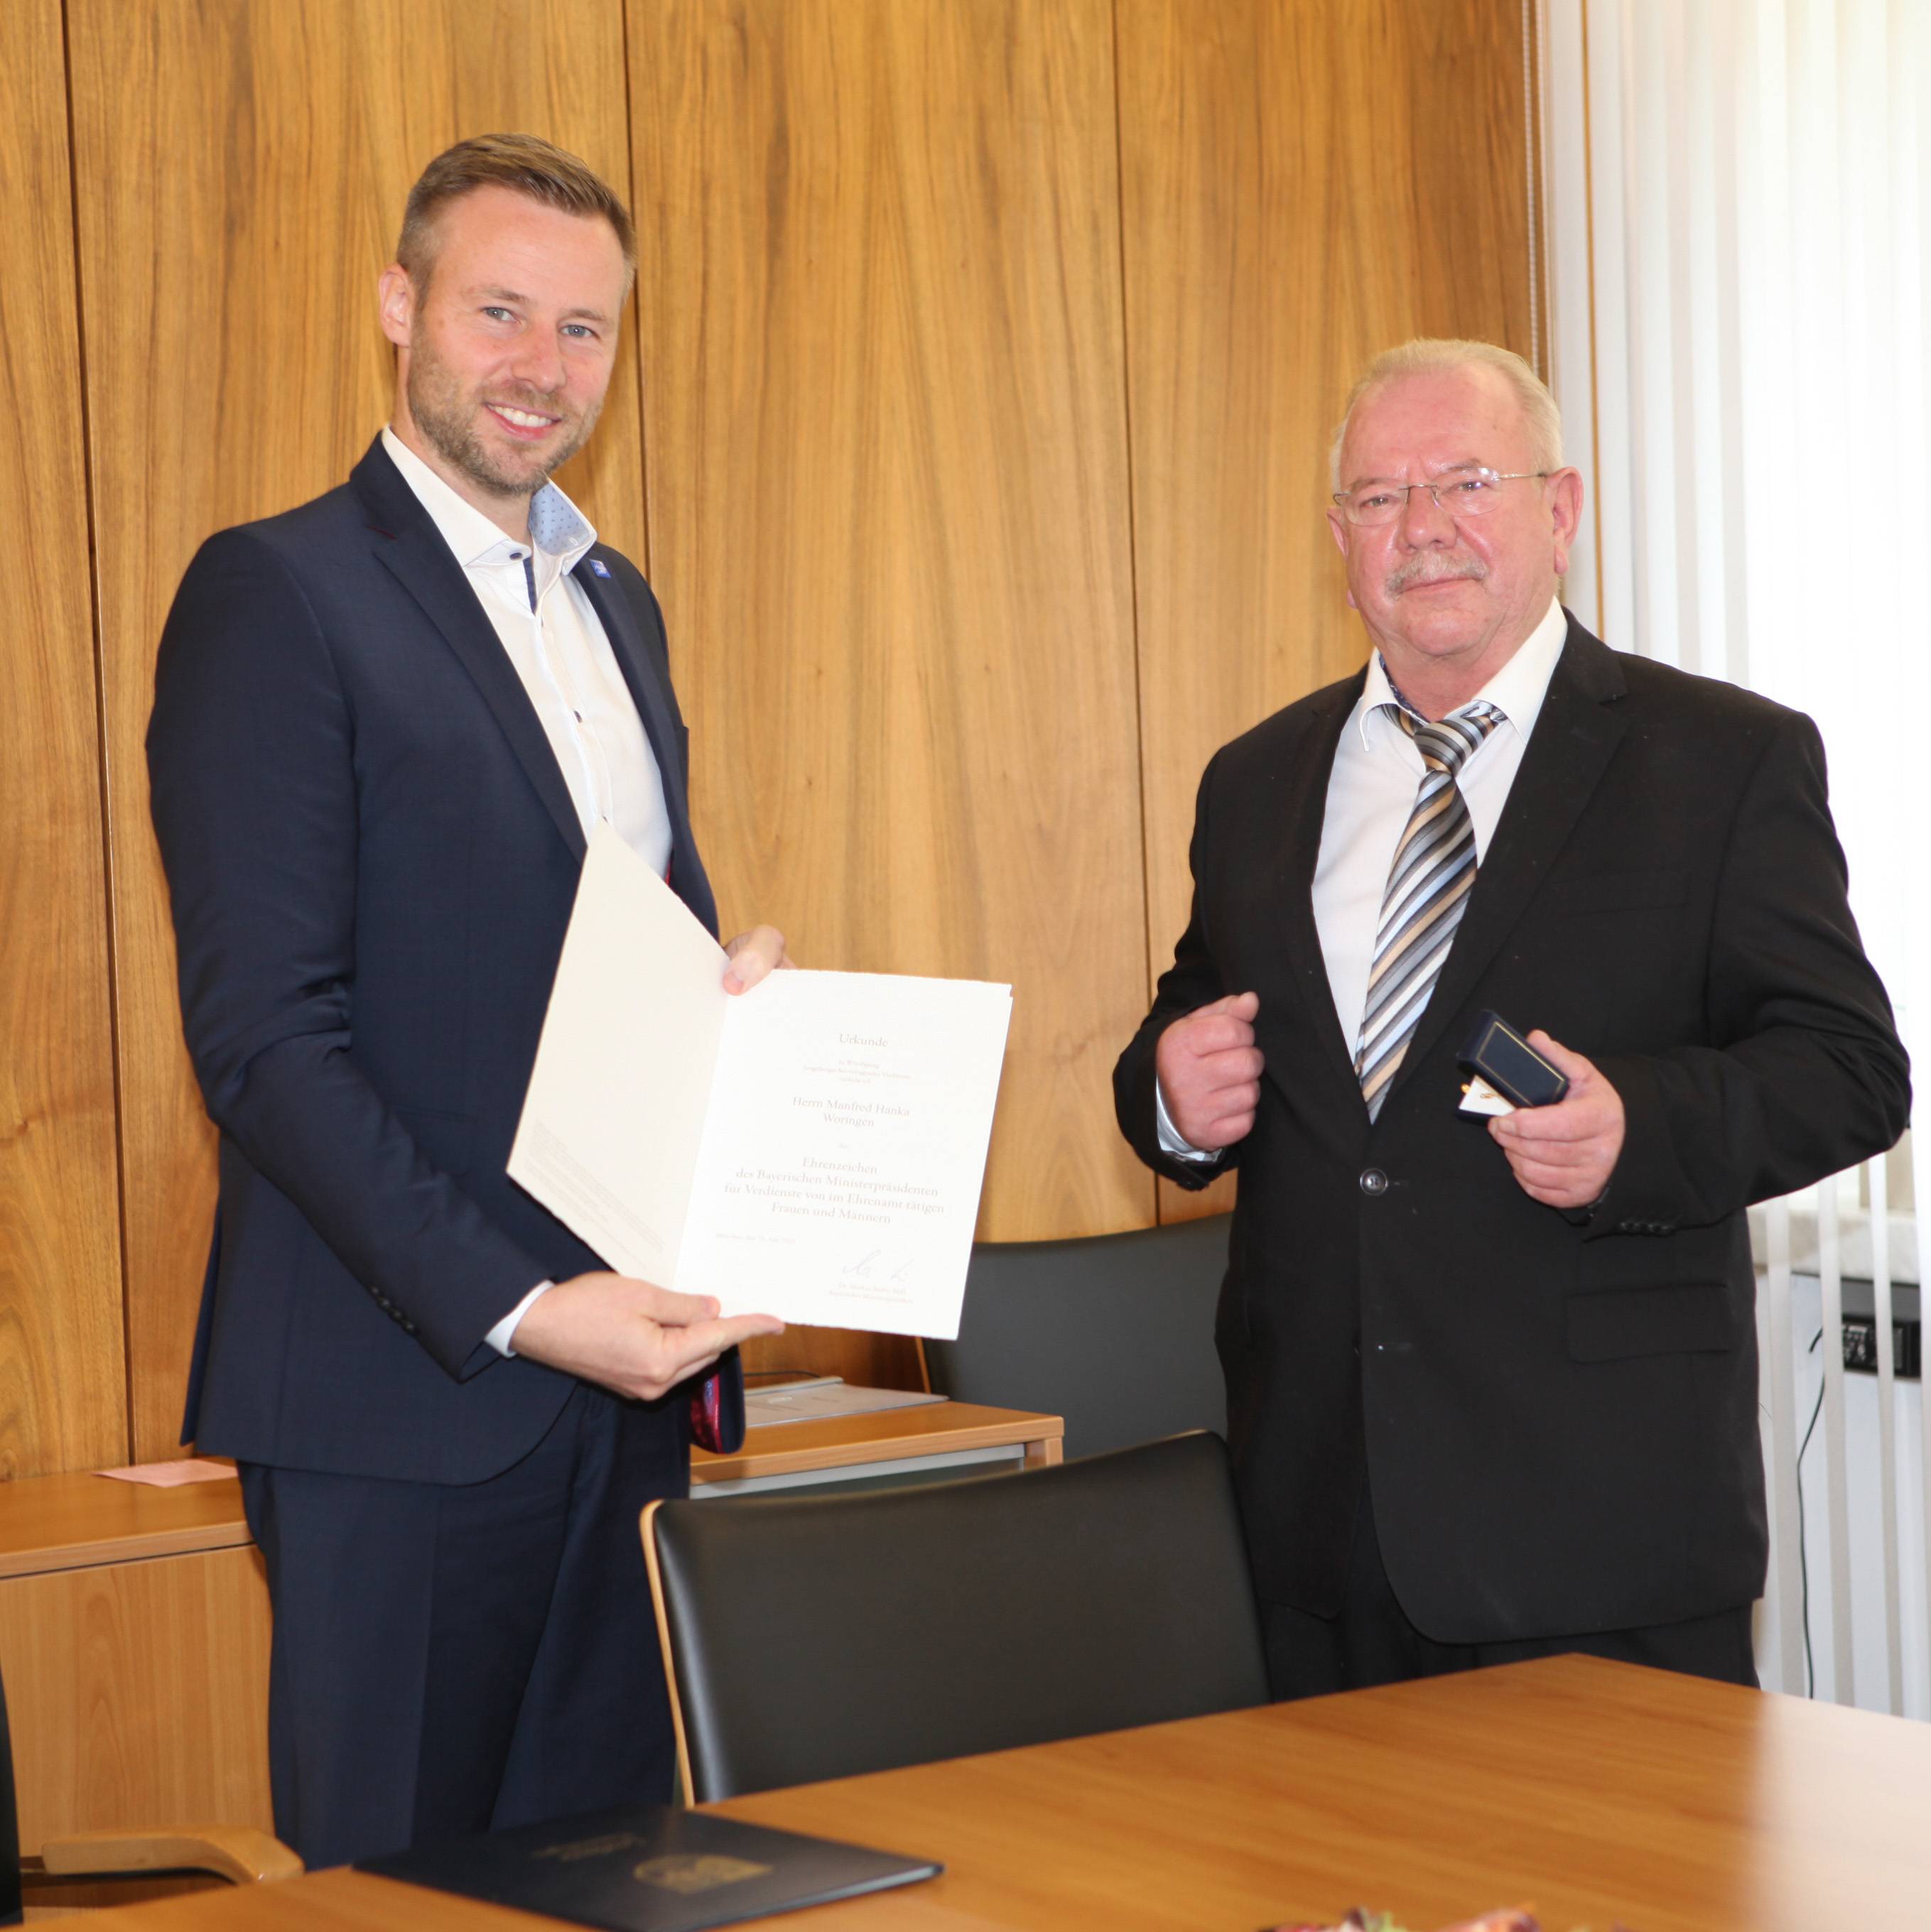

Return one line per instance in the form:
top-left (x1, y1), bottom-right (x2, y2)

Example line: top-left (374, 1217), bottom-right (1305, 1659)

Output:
top-left (357, 1805), bottom-right (941, 1930)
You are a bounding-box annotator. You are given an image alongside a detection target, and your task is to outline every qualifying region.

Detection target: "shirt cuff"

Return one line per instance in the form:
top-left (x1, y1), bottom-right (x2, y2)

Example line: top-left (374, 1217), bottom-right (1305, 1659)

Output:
top-left (1154, 1080), bottom-right (1221, 1163)
top-left (485, 1280), bottom-right (554, 1357)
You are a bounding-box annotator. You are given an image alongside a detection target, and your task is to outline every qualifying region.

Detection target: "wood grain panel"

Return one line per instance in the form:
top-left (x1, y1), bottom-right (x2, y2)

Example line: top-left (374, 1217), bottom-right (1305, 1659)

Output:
top-left (0, 1545), bottom-right (273, 1855)
top-left (65, 0), bottom-right (646, 1461)
top-left (629, 0), bottom-right (1157, 1246)
top-left (741, 1328), bottom-right (924, 1394)
top-left (0, 0), bottom-right (129, 1476)
top-left (1116, 0), bottom-right (1534, 1221)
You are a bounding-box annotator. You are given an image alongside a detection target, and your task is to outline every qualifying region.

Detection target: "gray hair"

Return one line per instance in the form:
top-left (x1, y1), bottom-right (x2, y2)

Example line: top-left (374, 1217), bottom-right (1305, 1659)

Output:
top-left (1329, 339), bottom-right (1562, 490)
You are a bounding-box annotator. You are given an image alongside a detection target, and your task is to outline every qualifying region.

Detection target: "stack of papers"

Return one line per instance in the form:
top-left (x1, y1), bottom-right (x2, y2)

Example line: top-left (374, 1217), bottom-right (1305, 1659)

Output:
top-left (742, 1378), bottom-right (946, 1428)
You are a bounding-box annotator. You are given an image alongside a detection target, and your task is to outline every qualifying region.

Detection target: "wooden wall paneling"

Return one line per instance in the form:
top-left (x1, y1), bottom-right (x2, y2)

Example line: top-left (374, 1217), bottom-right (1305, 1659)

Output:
top-left (742, 1327), bottom-right (929, 1397)
top-left (629, 0), bottom-right (1157, 1254)
top-left (1115, 0), bottom-right (1534, 1220)
top-left (0, 0), bottom-right (129, 1477)
top-left (0, 1545), bottom-right (273, 1853)
top-left (64, 0), bottom-right (645, 1462)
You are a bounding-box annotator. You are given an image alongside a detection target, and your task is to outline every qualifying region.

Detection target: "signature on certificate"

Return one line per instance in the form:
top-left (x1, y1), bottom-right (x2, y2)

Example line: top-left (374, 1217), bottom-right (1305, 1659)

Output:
top-left (841, 1247), bottom-right (918, 1284)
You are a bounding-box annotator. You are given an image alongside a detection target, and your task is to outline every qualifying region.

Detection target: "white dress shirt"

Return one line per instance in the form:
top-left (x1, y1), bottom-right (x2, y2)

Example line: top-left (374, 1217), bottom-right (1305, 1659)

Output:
top-left (1157, 599), bottom-right (1570, 1158)
top-left (381, 428), bottom-right (672, 870)
top-left (382, 428), bottom-right (674, 1350)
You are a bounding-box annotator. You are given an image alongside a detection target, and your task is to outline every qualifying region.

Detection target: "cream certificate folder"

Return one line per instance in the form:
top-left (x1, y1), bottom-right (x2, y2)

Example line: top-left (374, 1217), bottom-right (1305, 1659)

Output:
top-left (509, 824), bottom-right (1012, 1340)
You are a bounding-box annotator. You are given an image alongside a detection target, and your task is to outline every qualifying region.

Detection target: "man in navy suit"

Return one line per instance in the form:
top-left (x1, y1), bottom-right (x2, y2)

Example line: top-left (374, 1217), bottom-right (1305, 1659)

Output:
top-left (148, 135), bottom-right (784, 1868)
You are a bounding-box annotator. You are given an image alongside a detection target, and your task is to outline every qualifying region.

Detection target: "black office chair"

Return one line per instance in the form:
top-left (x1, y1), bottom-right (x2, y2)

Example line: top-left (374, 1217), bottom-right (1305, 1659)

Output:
top-left (642, 1430), bottom-right (1268, 1801)
top-left (924, 1215), bottom-right (1230, 1458)
top-left (0, 1661), bottom-right (299, 1919)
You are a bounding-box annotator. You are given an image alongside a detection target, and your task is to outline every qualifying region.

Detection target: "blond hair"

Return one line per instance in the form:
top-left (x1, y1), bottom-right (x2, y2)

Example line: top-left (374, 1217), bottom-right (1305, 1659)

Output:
top-left (396, 133), bottom-right (635, 291)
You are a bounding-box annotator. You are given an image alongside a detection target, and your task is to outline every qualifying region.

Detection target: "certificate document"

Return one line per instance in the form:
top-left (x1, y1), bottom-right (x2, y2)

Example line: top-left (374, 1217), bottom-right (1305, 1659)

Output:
top-left (509, 825), bottom-right (1012, 1339)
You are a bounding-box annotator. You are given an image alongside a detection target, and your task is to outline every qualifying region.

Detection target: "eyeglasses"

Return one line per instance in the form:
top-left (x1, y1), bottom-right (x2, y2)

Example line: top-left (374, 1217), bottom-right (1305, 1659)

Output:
top-left (1331, 467), bottom-right (1550, 526)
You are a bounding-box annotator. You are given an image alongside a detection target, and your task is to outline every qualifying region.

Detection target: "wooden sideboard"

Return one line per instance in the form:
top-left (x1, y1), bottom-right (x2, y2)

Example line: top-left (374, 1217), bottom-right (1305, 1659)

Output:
top-left (0, 1471), bottom-right (274, 1853)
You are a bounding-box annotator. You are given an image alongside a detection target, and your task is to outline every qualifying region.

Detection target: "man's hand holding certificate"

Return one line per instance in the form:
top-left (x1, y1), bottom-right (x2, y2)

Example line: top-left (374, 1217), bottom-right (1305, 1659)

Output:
top-left (510, 826), bottom-right (1012, 1340)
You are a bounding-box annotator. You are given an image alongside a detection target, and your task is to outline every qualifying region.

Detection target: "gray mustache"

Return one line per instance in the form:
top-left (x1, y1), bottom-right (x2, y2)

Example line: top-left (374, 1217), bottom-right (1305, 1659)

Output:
top-left (1385, 557), bottom-right (1490, 595)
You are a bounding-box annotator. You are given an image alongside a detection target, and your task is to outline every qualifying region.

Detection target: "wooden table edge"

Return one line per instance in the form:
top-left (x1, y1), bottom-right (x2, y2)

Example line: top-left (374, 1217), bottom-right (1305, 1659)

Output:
top-left (0, 1512), bottom-right (257, 1580)
top-left (0, 1407), bottom-right (1066, 1574)
top-left (691, 1403), bottom-right (1064, 1484)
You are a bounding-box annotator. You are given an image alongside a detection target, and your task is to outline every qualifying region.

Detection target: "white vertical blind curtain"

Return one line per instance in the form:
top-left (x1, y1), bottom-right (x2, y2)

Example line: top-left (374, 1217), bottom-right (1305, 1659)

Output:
top-left (1538, 0), bottom-right (1931, 1716)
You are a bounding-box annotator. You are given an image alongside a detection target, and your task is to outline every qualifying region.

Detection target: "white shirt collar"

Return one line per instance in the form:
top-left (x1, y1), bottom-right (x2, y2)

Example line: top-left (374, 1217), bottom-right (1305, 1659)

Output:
top-left (1355, 597), bottom-right (1569, 748)
top-left (380, 425), bottom-right (596, 571)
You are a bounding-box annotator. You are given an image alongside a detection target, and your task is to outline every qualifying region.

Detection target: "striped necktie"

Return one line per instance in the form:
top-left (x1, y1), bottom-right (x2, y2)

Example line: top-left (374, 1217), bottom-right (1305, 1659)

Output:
top-left (1354, 700), bottom-right (1503, 1121)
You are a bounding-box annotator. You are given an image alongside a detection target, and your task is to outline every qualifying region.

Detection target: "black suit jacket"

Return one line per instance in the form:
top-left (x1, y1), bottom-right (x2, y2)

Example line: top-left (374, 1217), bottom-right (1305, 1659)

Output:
top-left (148, 438), bottom-right (742, 1485)
top-left (1115, 617), bottom-right (1908, 1642)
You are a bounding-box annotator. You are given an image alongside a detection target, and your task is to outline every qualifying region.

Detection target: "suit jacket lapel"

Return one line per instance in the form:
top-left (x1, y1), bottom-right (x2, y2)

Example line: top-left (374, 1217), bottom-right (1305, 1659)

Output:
top-left (1391, 616), bottom-right (1630, 1092)
top-left (1257, 675), bottom-right (1365, 1104)
top-left (573, 553), bottom-right (719, 936)
top-left (351, 440), bottom-right (586, 863)
top-left (573, 555), bottom-right (685, 805)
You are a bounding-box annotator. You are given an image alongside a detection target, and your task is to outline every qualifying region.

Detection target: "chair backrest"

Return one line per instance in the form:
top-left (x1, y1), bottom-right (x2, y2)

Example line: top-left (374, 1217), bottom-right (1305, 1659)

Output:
top-left (643, 1431), bottom-right (1267, 1802)
top-left (924, 1216), bottom-right (1230, 1458)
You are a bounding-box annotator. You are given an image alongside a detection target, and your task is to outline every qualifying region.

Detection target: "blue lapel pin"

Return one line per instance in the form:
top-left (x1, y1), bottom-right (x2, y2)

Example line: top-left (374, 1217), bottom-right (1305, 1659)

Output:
top-left (588, 558), bottom-right (612, 578)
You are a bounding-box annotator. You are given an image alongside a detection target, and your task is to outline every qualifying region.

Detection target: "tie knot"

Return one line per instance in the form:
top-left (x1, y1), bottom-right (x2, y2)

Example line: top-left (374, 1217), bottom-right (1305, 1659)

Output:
top-left (1396, 700), bottom-right (1503, 775)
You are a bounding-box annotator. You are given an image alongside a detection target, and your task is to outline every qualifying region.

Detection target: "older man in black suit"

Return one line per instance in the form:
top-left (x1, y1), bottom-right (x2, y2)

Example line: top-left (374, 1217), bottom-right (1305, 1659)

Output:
top-left (1115, 338), bottom-right (1908, 1697)
top-left (148, 136), bottom-right (784, 1867)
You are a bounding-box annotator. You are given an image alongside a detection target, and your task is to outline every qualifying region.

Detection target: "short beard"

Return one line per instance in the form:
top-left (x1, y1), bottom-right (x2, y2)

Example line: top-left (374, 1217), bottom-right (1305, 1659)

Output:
top-left (405, 332), bottom-right (600, 500)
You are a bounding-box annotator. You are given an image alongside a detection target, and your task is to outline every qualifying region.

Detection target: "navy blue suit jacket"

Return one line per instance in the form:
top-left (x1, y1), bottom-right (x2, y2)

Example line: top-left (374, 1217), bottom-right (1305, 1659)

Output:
top-left (149, 437), bottom-right (742, 1485)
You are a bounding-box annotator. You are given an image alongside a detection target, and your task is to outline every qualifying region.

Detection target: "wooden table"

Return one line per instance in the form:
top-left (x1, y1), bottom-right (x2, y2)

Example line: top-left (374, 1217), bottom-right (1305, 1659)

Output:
top-left (78, 1654), bottom-right (1931, 1928)
top-left (0, 1406), bottom-right (1060, 1857)
top-left (692, 1400), bottom-right (1062, 1494)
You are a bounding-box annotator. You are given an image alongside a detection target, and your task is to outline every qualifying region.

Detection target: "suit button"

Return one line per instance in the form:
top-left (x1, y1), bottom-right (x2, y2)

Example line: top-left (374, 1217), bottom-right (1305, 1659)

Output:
top-left (1360, 1168), bottom-right (1389, 1196)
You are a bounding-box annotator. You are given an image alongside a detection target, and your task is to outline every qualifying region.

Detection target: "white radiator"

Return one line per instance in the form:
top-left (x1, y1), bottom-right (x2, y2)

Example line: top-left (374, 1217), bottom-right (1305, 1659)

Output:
top-left (1753, 1168), bottom-right (1927, 1716)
